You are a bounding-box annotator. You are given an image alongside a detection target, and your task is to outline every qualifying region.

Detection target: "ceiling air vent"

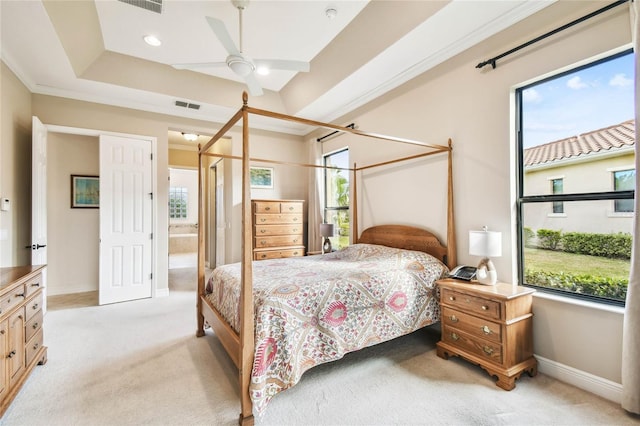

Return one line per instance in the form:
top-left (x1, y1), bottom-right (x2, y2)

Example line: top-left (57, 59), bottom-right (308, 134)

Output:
top-left (175, 100), bottom-right (201, 110)
top-left (117, 0), bottom-right (163, 14)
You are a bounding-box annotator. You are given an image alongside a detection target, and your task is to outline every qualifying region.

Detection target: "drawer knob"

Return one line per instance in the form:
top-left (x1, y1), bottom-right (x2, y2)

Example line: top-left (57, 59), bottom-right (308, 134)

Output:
top-left (15, 293), bottom-right (25, 298)
top-left (265, 207), bottom-right (271, 211)
top-left (483, 346), bottom-right (494, 355)
top-left (293, 239), bottom-right (299, 243)
top-left (32, 322), bottom-right (39, 330)
top-left (482, 325), bottom-right (492, 335)
top-left (260, 230), bottom-right (266, 233)
top-left (33, 342), bottom-right (39, 350)
top-left (32, 303), bottom-right (39, 310)
top-left (260, 219), bottom-right (266, 222)
top-left (260, 254), bottom-right (267, 259)
top-left (449, 315), bottom-right (458, 323)
top-left (7, 350), bottom-right (16, 359)
top-left (481, 305), bottom-right (489, 311)
top-left (293, 251), bottom-right (299, 255)
top-left (261, 240), bottom-right (266, 245)
top-left (450, 332), bottom-right (459, 341)
top-left (293, 217), bottom-right (298, 222)
top-left (448, 296), bottom-right (455, 302)
top-left (0, 330), bottom-right (4, 335)
top-left (31, 282), bottom-right (40, 287)
top-left (288, 206), bottom-right (294, 211)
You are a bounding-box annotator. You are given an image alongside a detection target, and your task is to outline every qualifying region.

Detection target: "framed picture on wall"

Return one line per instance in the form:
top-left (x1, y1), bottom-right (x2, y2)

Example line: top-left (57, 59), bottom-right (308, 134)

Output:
top-left (250, 167), bottom-right (274, 189)
top-left (71, 175), bottom-right (99, 208)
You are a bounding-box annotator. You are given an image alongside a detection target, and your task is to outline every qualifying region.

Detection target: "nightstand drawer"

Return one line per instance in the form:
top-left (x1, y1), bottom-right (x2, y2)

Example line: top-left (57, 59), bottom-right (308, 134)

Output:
top-left (441, 306), bottom-right (501, 343)
top-left (25, 309), bottom-right (43, 342)
top-left (25, 291), bottom-right (43, 321)
top-left (253, 201), bottom-right (281, 213)
top-left (280, 202), bottom-right (303, 213)
top-left (442, 325), bottom-right (503, 365)
top-left (441, 288), bottom-right (501, 320)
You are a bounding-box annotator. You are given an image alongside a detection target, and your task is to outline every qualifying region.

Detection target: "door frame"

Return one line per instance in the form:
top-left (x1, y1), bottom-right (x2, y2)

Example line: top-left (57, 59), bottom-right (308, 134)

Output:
top-left (43, 124), bottom-right (160, 298)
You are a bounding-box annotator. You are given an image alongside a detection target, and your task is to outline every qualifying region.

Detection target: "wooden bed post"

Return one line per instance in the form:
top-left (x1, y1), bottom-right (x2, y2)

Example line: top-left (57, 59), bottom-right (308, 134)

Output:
top-left (446, 139), bottom-right (457, 269)
top-left (352, 163), bottom-right (358, 243)
top-left (239, 92), bottom-right (255, 426)
top-left (196, 143), bottom-right (205, 337)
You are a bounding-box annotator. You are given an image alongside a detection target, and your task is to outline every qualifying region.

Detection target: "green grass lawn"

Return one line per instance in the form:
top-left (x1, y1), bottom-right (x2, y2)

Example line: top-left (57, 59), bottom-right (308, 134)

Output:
top-left (524, 247), bottom-right (630, 280)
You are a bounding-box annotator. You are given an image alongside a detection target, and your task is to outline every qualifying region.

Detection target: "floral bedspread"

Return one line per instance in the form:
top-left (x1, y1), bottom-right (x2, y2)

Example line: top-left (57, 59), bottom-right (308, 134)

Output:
top-left (205, 243), bottom-right (448, 415)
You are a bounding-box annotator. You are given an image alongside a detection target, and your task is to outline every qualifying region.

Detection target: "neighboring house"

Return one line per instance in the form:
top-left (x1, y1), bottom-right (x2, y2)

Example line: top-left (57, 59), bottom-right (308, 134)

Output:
top-left (523, 120), bottom-right (635, 235)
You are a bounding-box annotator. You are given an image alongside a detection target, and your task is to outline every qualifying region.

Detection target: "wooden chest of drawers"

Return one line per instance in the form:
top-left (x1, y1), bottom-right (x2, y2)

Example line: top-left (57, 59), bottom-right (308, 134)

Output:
top-left (0, 265), bottom-right (47, 416)
top-left (252, 199), bottom-right (305, 260)
top-left (436, 278), bottom-right (537, 390)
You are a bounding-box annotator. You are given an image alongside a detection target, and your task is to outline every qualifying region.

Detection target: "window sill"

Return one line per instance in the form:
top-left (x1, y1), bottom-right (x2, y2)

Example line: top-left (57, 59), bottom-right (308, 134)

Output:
top-left (533, 291), bottom-right (625, 315)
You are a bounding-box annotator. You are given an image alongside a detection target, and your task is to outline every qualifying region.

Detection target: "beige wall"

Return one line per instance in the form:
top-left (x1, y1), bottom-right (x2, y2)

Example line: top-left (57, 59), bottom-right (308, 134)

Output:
top-left (47, 133), bottom-right (99, 295)
top-left (525, 152), bottom-right (635, 235)
top-left (0, 62), bottom-right (32, 267)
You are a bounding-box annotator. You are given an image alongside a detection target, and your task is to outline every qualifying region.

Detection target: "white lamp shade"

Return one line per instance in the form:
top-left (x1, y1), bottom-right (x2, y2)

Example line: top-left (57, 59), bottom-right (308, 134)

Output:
top-left (320, 223), bottom-right (334, 238)
top-left (469, 229), bottom-right (502, 258)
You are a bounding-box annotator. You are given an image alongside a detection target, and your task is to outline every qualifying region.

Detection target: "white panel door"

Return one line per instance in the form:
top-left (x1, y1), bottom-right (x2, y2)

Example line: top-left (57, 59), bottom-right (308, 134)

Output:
top-left (99, 135), bottom-right (153, 305)
top-left (31, 117), bottom-right (48, 312)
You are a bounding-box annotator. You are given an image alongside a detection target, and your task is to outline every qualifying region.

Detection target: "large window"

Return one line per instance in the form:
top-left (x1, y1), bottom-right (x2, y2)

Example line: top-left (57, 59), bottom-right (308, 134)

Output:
top-left (516, 49), bottom-right (635, 305)
top-left (324, 149), bottom-right (350, 249)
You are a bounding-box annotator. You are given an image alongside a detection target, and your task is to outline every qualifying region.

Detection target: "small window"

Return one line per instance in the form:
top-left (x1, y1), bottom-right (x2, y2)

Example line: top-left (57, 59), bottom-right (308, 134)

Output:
top-left (551, 178), bottom-right (564, 214)
top-left (169, 187), bottom-right (188, 219)
top-left (613, 169), bottom-right (635, 213)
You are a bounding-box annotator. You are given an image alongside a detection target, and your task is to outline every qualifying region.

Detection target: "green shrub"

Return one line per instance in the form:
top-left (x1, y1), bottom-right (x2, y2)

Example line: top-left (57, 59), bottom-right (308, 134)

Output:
top-left (561, 232), bottom-right (631, 259)
top-left (523, 227), bottom-right (535, 248)
top-left (524, 269), bottom-right (628, 300)
top-left (537, 229), bottom-right (562, 250)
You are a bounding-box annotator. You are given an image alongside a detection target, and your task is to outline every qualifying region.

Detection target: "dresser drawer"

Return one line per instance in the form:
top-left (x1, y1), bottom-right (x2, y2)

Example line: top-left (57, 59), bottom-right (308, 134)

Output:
top-left (254, 248), bottom-right (304, 260)
top-left (25, 291), bottom-right (43, 321)
top-left (442, 325), bottom-right (503, 365)
top-left (25, 309), bottom-right (43, 343)
top-left (24, 273), bottom-right (43, 298)
top-left (254, 201), bottom-right (281, 213)
top-left (254, 214), bottom-right (303, 225)
top-left (441, 288), bottom-right (501, 320)
top-left (255, 235), bottom-right (303, 248)
top-left (280, 202), bottom-right (303, 213)
top-left (441, 306), bottom-right (501, 343)
top-left (25, 328), bottom-right (44, 367)
top-left (0, 286), bottom-right (26, 317)
top-left (254, 224), bottom-right (303, 236)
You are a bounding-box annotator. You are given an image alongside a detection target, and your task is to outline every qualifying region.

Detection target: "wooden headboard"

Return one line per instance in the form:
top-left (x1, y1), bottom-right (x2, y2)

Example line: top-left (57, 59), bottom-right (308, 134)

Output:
top-left (358, 225), bottom-right (449, 267)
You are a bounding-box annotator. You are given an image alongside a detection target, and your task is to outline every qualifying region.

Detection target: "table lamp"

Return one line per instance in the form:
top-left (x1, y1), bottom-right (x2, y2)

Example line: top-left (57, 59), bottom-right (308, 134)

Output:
top-left (320, 223), bottom-right (334, 254)
top-left (469, 226), bottom-right (502, 285)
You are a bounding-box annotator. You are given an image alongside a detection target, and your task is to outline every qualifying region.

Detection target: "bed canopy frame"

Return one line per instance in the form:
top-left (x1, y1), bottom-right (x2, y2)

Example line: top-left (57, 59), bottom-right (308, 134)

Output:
top-left (196, 92), bottom-right (456, 425)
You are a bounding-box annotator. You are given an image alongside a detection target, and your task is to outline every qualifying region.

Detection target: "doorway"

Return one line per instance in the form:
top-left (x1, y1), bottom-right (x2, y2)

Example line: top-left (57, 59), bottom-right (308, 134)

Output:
top-left (168, 168), bottom-right (198, 269)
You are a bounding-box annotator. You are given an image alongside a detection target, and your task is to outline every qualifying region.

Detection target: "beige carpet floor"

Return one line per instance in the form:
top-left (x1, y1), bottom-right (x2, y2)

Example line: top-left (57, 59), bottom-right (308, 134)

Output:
top-left (1, 266), bottom-right (638, 426)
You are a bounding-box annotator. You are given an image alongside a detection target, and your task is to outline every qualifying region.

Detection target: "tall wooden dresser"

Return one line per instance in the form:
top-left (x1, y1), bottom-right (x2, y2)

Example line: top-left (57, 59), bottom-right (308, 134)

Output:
top-left (252, 199), bottom-right (305, 260)
top-left (0, 265), bottom-right (47, 416)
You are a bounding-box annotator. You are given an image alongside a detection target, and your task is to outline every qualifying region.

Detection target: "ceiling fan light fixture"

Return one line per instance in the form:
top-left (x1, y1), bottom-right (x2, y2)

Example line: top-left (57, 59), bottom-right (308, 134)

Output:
top-left (227, 55), bottom-right (255, 77)
top-left (256, 66), bottom-right (270, 76)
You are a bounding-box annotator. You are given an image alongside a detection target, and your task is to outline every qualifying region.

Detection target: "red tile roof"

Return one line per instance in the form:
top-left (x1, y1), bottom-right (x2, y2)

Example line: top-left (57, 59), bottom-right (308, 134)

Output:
top-left (524, 120), bottom-right (635, 167)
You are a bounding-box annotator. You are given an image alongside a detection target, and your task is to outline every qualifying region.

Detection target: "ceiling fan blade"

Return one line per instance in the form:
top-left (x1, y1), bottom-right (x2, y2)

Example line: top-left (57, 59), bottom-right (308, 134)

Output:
top-left (205, 16), bottom-right (240, 56)
top-left (171, 62), bottom-right (228, 70)
top-left (253, 59), bottom-right (310, 73)
top-left (243, 73), bottom-right (263, 96)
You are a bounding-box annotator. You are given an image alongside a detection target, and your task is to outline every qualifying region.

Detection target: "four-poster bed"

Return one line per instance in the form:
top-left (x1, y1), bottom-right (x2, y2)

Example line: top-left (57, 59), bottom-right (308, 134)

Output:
top-left (197, 92), bottom-right (457, 425)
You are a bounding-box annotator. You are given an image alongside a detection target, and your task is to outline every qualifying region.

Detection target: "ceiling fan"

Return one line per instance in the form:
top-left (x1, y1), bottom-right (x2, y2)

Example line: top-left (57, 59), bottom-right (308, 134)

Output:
top-left (172, 0), bottom-right (310, 96)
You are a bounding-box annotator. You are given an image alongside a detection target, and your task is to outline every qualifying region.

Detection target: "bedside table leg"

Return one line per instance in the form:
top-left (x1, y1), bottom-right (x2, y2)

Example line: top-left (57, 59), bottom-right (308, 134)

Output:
top-left (495, 374), bottom-right (516, 391)
top-left (436, 344), bottom-right (449, 360)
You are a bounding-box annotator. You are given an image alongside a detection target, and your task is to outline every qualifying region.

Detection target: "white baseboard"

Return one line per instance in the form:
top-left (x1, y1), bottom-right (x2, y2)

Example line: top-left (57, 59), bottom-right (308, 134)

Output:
top-left (536, 355), bottom-right (622, 403)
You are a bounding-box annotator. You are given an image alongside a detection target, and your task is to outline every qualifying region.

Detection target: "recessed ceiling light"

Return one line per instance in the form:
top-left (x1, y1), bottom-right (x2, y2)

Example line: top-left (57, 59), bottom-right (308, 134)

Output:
top-left (325, 7), bottom-right (337, 19)
top-left (256, 66), bottom-right (270, 76)
top-left (143, 35), bottom-right (162, 47)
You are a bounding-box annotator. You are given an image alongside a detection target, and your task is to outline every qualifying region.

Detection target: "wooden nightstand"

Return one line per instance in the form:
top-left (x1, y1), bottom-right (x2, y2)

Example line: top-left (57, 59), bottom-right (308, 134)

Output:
top-left (436, 278), bottom-right (537, 390)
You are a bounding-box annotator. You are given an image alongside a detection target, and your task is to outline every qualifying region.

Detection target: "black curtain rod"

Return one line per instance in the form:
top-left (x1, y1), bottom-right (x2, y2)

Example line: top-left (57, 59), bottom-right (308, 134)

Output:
top-left (476, 0), bottom-right (629, 70)
top-left (316, 123), bottom-right (356, 142)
